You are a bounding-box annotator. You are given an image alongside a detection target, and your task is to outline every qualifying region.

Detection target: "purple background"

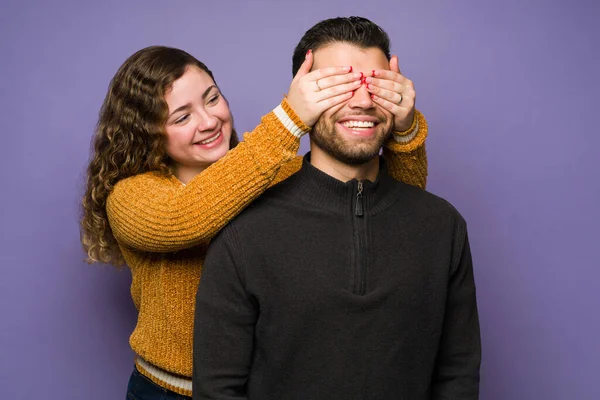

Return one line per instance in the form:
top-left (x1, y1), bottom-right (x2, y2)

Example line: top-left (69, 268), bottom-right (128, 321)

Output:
top-left (1, 0), bottom-right (598, 398)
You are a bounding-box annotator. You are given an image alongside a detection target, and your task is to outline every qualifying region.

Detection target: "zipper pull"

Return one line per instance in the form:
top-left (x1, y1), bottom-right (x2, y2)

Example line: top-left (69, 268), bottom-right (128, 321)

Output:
top-left (355, 181), bottom-right (364, 216)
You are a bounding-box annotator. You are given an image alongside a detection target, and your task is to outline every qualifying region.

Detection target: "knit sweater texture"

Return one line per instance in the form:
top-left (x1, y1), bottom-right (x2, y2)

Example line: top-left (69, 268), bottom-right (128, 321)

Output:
top-left (193, 156), bottom-right (480, 400)
top-left (106, 99), bottom-right (429, 396)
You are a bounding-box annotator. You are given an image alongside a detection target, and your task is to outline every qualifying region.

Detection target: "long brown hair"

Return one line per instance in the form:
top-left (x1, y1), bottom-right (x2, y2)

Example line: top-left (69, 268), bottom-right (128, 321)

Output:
top-left (80, 46), bottom-right (232, 266)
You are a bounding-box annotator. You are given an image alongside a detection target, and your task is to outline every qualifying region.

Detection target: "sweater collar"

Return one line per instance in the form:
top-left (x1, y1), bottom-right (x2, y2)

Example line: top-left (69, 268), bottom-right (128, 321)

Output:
top-left (291, 152), bottom-right (398, 215)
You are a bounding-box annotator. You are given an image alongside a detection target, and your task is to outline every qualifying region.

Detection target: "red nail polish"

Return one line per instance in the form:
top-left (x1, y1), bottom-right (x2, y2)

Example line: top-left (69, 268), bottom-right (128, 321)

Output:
top-left (372, 70), bottom-right (376, 77)
top-left (371, 94), bottom-right (375, 99)
top-left (349, 66), bottom-right (353, 73)
top-left (366, 83), bottom-right (370, 89)
top-left (306, 49), bottom-right (312, 56)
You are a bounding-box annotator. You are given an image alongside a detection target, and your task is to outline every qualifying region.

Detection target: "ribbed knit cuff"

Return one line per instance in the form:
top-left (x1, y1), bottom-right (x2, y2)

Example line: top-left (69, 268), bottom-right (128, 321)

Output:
top-left (393, 109), bottom-right (419, 136)
top-left (392, 119), bottom-right (419, 144)
top-left (385, 110), bottom-right (428, 153)
top-left (273, 98), bottom-right (311, 138)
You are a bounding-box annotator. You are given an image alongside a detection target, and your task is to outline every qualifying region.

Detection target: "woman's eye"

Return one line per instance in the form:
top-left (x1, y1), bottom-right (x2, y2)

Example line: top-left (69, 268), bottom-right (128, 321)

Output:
top-left (175, 114), bottom-right (190, 124)
top-left (208, 94), bottom-right (220, 104)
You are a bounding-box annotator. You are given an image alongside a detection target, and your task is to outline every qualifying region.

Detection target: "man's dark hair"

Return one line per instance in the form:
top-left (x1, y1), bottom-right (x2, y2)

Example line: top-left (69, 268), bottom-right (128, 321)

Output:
top-left (292, 16), bottom-right (391, 76)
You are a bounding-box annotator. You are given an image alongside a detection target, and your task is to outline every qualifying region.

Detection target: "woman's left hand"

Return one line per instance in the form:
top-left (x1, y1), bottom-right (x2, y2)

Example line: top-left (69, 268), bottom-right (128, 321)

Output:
top-left (365, 55), bottom-right (416, 132)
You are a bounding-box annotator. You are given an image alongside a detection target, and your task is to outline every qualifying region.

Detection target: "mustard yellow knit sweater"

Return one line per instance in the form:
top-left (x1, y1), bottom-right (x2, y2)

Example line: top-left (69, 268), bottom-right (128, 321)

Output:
top-left (106, 99), bottom-right (428, 396)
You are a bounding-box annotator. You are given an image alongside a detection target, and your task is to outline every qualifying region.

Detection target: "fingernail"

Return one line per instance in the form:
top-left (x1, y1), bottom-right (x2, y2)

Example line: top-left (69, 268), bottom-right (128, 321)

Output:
top-left (366, 83), bottom-right (370, 89)
top-left (372, 70), bottom-right (376, 77)
top-left (306, 49), bottom-right (312, 57)
top-left (349, 66), bottom-right (353, 73)
top-left (371, 94), bottom-right (375, 99)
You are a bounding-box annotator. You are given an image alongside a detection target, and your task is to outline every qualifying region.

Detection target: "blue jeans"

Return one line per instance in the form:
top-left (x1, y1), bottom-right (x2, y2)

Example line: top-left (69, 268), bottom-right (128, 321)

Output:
top-left (126, 367), bottom-right (191, 400)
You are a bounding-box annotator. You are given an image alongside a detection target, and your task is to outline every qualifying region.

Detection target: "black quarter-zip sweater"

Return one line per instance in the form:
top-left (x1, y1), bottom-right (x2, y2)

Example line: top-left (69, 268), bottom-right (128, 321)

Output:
top-left (193, 155), bottom-right (481, 400)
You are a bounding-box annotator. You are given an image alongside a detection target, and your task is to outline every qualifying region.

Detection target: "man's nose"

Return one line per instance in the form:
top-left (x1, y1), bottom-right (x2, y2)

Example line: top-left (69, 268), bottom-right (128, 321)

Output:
top-left (347, 80), bottom-right (375, 109)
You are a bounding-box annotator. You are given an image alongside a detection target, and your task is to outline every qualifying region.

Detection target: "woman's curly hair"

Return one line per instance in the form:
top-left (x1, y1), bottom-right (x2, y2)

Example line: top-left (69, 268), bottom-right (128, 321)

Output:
top-left (80, 46), bottom-right (224, 266)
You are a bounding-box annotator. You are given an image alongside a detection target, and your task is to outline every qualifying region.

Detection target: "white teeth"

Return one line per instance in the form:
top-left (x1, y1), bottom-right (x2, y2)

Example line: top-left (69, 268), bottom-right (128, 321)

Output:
top-left (342, 121), bottom-right (375, 128)
top-left (199, 131), bottom-right (221, 145)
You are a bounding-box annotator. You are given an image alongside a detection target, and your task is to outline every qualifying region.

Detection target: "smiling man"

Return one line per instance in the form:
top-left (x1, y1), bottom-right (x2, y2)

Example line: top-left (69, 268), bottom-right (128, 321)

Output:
top-left (309, 42), bottom-right (394, 182)
top-left (193, 17), bottom-right (481, 400)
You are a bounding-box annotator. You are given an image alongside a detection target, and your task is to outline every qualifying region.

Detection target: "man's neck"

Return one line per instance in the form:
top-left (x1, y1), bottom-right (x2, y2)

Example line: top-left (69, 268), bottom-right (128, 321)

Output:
top-left (309, 146), bottom-right (380, 182)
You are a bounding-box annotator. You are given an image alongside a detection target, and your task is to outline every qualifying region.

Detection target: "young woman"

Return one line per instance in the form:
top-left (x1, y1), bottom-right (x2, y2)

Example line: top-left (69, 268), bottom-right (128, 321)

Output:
top-left (81, 46), bottom-right (428, 399)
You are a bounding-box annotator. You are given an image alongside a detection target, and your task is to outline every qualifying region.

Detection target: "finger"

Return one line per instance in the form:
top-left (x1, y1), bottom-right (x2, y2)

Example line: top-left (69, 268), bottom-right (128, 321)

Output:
top-left (317, 72), bottom-right (362, 91)
top-left (371, 94), bottom-right (408, 114)
top-left (316, 91), bottom-right (353, 113)
top-left (365, 77), bottom-right (404, 93)
top-left (326, 100), bottom-right (348, 116)
top-left (368, 85), bottom-right (415, 110)
top-left (307, 65), bottom-right (353, 81)
top-left (371, 69), bottom-right (413, 88)
top-left (367, 85), bottom-right (404, 107)
top-left (390, 55), bottom-right (401, 74)
top-left (317, 80), bottom-right (362, 101)
top-left (294, 49), bottom-right (314, 79)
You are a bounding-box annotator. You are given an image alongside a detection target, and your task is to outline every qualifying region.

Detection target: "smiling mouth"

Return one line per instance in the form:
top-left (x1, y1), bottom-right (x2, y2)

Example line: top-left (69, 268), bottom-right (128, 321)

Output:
top-left (341, 121), bottom-right (376, 129)
top-left (196, 130), bottom-right (222, 145)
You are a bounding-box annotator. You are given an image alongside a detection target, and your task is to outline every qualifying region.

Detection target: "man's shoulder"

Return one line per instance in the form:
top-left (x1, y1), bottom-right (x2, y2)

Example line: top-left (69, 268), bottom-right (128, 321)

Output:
top-left (390, 178), bottom-right (466, 223)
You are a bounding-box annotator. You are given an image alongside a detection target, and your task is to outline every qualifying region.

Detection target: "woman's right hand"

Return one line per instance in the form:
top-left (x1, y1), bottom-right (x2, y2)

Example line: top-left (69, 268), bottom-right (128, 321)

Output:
top-left (286, 50), bottom-right (363, 127)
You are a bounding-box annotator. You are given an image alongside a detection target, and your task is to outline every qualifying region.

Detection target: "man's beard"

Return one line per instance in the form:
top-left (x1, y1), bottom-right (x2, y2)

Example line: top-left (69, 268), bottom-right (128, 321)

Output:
top-left (310, 112), bottom-right (393, 166)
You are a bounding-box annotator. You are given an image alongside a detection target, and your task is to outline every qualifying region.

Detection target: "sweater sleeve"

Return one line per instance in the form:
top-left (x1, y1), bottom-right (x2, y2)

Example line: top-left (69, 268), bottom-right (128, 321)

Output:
top-left (106, 99), bottom-right (309, 253)
top-left (381, 109), bottom-right (428, 189)
top-left (431, 226), bottom-right (481, 399)
top-left (193, 226), bottom-right (255, 400)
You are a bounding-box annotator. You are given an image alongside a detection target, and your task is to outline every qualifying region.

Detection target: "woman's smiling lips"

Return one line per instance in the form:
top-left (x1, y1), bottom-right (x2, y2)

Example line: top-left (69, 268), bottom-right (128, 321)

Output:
top-left (194, 129), bottom-right (223, 148)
